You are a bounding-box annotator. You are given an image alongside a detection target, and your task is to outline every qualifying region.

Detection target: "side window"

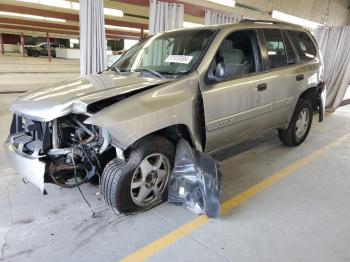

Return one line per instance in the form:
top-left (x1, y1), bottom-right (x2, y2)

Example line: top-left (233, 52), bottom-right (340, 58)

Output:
top-left (287, 30), bottom-right (316, 62)
top-left (281, 31), bottom-right (296, 65)
top-left (207, 30), bottom-right (261, 82)
top-left (263, 29), bottom-right (287, 69)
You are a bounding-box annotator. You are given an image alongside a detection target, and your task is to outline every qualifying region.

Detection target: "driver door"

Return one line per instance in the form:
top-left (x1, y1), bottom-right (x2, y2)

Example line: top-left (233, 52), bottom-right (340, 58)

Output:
top-left (201, 29), bottom-right (275, 153)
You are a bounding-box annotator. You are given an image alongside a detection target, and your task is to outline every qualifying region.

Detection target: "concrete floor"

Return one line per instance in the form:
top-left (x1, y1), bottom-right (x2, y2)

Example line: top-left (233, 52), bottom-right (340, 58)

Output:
top-left (1, 53), bottom-right (350, 262)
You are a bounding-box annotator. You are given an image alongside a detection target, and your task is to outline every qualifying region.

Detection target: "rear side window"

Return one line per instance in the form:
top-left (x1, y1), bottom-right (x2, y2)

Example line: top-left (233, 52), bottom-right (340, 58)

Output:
top-left (263, 29), bottom-right (287, 69)
top-left (287, 30), bottom-right (316, 62)
top-left (281, 31), bottom-right (296, 65)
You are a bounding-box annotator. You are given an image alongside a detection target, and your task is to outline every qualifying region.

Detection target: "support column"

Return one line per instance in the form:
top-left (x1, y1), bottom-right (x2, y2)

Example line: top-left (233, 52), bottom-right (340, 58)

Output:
top-left (0, 33), bottom-right (4, 54)
top-left (46, 32), bottom-right (51, 62)
top-left (79, 0), bottom-right (106, 75)
top-left (20, 33), bottom-right (24, 57)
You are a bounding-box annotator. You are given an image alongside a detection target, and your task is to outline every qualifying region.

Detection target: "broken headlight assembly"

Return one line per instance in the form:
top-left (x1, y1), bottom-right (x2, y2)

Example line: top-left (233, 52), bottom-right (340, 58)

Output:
top-left (45, 114), bottom-right (112, 188)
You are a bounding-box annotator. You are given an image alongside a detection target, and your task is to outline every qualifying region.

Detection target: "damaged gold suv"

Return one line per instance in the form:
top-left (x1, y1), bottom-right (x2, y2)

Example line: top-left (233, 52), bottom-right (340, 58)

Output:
top-left (4, 20), bottom-right (326, 213)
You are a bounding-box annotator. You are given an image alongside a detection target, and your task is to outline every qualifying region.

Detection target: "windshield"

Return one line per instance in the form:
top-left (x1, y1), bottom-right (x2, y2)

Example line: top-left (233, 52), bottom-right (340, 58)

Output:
top-left (112, 29), bottom-right (217, 77)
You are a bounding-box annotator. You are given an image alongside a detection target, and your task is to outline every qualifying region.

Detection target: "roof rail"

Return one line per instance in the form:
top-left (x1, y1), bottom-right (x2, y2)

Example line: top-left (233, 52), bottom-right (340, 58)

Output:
top-left (239, 19), bottom-right (289, 25)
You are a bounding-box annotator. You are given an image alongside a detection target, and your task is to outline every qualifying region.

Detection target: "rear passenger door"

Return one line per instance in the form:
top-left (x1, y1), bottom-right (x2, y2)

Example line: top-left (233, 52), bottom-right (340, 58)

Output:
top-left (259, 28), bottom-right (298, 127)
top-left (282, 29), bottom-right (320, 123)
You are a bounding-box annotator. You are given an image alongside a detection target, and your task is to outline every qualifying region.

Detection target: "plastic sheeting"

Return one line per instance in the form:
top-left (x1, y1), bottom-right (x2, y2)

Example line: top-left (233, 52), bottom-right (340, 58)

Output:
top-left (314, 26), bottom-right (350, 111)
top-left (149, 0), bottom-right (184, 34)
top-left (204, 10), bottom-right (242, 25)
top-left (168, 139), bottom-right (222, 218)
top-left (79, 0), bottom-right (107, 75)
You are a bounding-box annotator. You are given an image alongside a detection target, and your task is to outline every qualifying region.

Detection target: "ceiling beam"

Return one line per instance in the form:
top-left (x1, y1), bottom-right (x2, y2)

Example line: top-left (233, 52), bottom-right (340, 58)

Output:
top-left (105, 19), bottom-right (147, 29)
top-left (0, 3), bottom-right (78, 20)
top-left (115, 0), bottom-right (218, 17)
top-left (0, 24), bottom-right (77, 35)
top-left (0, 17), bottom-right (77, 30)
top-left (0, 28), bottom-right (132, 40)
top-left (0, 4), bottom-right (148, 29)
top-left (0, 1), bottom-right (220, 21)
top-left (0, 24), bottom-right (142, 39)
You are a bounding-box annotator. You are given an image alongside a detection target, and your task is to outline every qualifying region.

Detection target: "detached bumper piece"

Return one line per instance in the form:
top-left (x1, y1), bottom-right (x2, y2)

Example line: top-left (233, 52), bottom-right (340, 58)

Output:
top-left (4, 134), bottom-right (46, 193)
top-left (168, 139), bottom-right (222, 218)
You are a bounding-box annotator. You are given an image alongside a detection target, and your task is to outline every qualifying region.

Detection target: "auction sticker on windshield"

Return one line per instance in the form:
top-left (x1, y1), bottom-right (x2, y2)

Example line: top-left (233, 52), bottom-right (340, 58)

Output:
top-left (165, 55), bottom-right (193, 64)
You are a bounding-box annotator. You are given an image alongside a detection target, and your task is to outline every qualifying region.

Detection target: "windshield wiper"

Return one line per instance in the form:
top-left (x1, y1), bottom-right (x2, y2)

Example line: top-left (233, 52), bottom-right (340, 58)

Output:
top-left (157, 71), bottom-right (189, 76)
top-left (110, 66), bottom-right (121, 74)
top-left (134, 68), bottom-right (167, 79)
top-left (110, 66), bottom-right (130, 74)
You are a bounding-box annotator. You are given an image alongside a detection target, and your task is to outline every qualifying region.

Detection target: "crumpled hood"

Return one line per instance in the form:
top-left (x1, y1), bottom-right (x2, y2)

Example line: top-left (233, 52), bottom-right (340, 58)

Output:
top-left (11, 71), bottom-right (168, 121)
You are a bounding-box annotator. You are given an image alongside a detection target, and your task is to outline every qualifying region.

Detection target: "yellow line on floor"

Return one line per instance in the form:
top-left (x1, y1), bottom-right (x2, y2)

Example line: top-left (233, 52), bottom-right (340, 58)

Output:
top-left (121, 132), bottom-right (350, 262)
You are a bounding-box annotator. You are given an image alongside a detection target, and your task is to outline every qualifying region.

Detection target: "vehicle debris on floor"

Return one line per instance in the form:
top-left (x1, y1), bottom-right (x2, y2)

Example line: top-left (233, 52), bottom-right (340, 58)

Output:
top-left (168, 139), bottom-right (222, 218)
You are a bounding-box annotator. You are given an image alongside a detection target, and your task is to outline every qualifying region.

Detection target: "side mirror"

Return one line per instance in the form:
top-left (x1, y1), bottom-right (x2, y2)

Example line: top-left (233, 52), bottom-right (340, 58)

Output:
top-left (206, 58), bottom-right (226, 84)
top-left (214, 61), bottom-right (225, 79)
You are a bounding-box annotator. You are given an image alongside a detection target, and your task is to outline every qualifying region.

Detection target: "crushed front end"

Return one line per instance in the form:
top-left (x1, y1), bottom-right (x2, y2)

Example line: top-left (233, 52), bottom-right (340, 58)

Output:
top-left (4, 113), bottom-right (113, 193)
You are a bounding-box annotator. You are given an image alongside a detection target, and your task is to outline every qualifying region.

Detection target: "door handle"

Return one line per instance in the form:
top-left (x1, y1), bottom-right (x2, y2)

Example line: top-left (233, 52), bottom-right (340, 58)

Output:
top-left (257, 83), bottom-right (267, 91)
top-left (296, 74), bottom-right (304, 81)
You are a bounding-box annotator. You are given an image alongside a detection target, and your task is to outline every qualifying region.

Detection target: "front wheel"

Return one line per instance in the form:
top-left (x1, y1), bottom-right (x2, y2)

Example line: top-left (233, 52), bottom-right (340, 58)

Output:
top-left (278, 99), bottom-right (313, 146)
top-left (101, 136), bottom-right (175, 213)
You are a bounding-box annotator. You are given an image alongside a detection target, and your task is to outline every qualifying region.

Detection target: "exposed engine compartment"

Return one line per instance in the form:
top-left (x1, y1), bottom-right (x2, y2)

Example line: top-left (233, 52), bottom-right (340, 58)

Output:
top-left (9, 113), bottom-right (114, 189)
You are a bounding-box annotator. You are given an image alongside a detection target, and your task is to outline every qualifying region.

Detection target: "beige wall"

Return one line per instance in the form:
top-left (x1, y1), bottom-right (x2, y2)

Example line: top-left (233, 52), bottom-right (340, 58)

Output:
top-left (183, 0), bottom-right (350, 26)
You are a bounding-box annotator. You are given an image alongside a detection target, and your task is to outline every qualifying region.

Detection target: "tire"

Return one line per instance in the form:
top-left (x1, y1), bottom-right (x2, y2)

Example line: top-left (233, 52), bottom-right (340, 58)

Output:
top-left (278, 98), bottom-right (313, 146)
top-left (101, 136), bottom-right (175, 213)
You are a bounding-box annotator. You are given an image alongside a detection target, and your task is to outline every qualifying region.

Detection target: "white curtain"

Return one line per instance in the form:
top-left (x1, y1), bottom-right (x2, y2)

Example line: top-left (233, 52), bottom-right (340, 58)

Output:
top-left (149, 0), bottom-right (184, 34)
top-left (79, 0), bottom-right (107, 75)
top-left (204, 10), bottom-right (242, 25)
top-left (314, 26), bottom-right (350, 111)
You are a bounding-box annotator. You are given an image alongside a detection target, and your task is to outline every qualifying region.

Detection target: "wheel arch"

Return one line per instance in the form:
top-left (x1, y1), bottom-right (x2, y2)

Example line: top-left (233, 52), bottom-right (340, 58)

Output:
top-left (122, 123), bottom-right (198, 159)
top-left (150, 124), bottom-right (195, 147)
top-left (298, 81), bottom-right (326, 122)
top-left (299, 86), bottom-right (319, 111)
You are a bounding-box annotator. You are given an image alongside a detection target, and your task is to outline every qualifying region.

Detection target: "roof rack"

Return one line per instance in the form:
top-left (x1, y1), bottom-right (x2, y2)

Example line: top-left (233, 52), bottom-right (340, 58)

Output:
top-left (239, 19), bottom-right (289, 25)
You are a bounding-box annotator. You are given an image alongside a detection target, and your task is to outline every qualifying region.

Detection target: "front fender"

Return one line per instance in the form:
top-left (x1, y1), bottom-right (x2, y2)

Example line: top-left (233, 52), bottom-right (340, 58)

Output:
top-left (85, 75), bottom-right (202, 150)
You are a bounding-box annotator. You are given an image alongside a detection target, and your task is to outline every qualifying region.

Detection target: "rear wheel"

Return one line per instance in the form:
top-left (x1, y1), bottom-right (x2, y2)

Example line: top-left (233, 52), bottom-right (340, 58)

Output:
top-left (278, 99), bottom-right (313, 146)
top-left (101, 136), bottom-right (175, 213)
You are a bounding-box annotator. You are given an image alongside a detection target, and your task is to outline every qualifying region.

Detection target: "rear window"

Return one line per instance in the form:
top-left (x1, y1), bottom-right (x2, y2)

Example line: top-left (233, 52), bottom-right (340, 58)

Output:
top-left (287, 30), bottom-right (317, 62)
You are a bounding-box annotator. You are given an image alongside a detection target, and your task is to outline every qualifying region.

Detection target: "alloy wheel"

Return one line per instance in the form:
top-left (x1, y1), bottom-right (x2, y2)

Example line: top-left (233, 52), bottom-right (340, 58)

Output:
top-left (295, 108), bottom-right (310, 140)
top-left (130, 153), bottom-right (170, 206)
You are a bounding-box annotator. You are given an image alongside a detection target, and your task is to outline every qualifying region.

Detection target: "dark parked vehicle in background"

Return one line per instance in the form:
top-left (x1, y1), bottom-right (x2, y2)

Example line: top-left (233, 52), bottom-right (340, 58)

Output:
top-left (25, 43), bottom-right (60, 57)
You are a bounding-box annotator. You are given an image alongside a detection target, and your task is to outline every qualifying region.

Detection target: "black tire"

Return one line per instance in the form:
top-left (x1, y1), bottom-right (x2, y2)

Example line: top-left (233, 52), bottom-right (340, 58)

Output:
top-left (101, 136), bottom-right (175, 213)
top-left (278, 98), bottom-right (313, 146)
top-left (32, 51), bottom-right (40, 57)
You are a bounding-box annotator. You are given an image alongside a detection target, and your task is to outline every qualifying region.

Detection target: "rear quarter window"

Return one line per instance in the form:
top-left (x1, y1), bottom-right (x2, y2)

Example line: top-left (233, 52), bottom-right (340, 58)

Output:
top-left (287, 30), bottom-right (317, 63)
